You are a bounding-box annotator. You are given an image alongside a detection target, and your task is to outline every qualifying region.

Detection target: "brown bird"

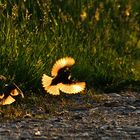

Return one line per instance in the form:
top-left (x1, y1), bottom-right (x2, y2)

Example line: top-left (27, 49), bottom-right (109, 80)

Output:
top-left (42, 57), bottom-right (86, 95)
top-left (0, 83), bottom-right (24, 105)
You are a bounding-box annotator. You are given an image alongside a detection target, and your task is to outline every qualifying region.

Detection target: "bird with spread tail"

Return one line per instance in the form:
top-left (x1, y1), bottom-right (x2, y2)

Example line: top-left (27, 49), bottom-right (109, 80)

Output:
top-left (42, 57), bottom-right (86, 95)
top-left (0, 75), bottom-right (24, 105)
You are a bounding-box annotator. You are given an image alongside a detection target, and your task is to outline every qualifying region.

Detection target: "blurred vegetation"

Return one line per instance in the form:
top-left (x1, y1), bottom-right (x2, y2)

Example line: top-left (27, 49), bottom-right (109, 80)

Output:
top-left (0, 0), bottom-right (140, 94)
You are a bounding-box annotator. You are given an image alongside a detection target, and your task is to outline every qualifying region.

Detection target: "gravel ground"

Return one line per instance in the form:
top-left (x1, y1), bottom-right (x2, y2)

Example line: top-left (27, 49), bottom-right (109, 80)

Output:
top-left (0, 91), bottom-right (140, 140)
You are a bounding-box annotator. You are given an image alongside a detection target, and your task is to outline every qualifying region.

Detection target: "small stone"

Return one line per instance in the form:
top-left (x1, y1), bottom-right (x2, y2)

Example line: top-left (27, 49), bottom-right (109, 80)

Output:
top-left (34, 130), bottom-right (41, 136)
top-left (109, 93), bottom-right (121, 97)
top-left (127, 105), bottom-right (136, 110)
top-left (82, 132), bottom-right (89, 136)
top-left (117, 127), bottom-right (123, 130)
top-left (100, 125), bottom-right (110, 130)
top-left (89, 107), bottom-right (99, 114)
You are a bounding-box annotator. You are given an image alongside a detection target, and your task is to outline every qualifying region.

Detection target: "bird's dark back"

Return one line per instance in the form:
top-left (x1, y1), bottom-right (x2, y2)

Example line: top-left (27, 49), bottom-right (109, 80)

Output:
top-left (52, 67), bottom-right (71, 85)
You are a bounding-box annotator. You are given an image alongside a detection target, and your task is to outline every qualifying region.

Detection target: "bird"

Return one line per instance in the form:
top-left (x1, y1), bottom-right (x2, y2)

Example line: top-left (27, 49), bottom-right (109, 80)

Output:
top-left (42, 57), bottom-right (86, 95)
top-left (0, 77), bottom-right (24, 105)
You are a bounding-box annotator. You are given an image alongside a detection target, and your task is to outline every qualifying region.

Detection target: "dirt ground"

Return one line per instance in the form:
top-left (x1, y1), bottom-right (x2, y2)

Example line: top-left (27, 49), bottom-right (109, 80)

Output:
top-left (0, 91), bottom-right (140, 140)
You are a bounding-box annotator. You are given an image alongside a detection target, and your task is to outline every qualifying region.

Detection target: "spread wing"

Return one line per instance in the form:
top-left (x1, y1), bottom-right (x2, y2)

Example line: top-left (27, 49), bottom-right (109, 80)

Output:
top-left (0, 95), bottom-right (16, 105)
top-left (51, 57), bottom-right (75, 77)
top-left (0, 83), bottom-right (24, 105)
top-left (59, 82), bottom-right (86, 94)
top-left (42, 74), bottom-right (60, 95)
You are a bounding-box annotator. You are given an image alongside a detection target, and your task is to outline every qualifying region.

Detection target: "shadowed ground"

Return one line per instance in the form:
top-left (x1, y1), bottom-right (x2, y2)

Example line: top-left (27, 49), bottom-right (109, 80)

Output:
top-left (0, 91), bottom-right (139, 140)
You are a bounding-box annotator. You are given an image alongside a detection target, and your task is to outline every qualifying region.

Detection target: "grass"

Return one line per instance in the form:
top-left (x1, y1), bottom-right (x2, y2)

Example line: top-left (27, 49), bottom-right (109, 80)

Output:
top-left (0, 0), bottom-right (140, 118)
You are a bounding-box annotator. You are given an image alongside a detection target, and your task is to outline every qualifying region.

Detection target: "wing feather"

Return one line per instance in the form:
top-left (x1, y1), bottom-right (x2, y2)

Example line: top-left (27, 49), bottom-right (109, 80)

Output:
top-left (10, 89), bottom-right (19, 96)
top-left (0, 95), bottom-right (16, 105)
top-left (47, 85), bottom-right (60, 95)
top-left (42, 74), bottom-right (53, 91)
top-left (42, 74), bottom-right (60, 95)
top-left (51, 57), bottom-right (75, 77)
top-left (59, 82), bottom-right (86, 94)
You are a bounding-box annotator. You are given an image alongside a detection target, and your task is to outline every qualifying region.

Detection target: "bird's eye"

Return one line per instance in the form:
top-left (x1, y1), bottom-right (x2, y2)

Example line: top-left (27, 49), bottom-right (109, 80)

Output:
top-left (64, 69), bottom-right (68, 73)
top-left (5, 84), bottom-right (8, 87)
